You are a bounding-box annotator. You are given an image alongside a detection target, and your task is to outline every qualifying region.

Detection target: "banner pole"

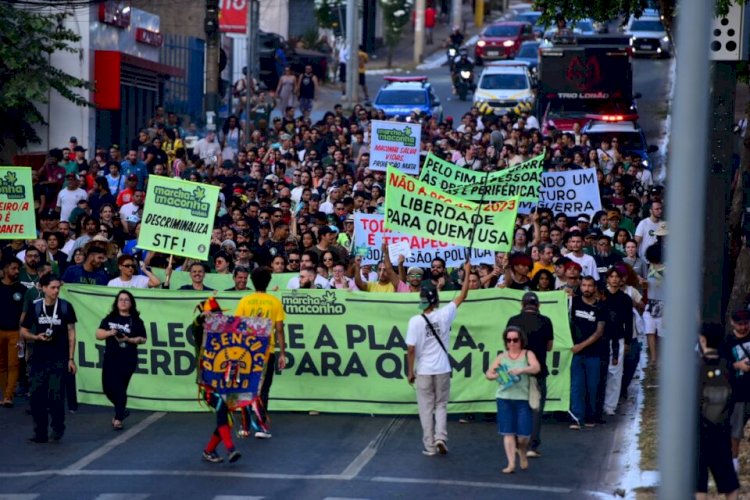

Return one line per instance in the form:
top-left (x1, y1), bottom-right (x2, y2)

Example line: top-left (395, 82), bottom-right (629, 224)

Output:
top-left (164, 254), bottom-right (174, 288)
top-left (465, 170), bottom-right (491, 262)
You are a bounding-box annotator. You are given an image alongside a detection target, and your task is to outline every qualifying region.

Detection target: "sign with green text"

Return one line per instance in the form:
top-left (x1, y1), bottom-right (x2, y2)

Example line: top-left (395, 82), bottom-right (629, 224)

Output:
top-left (61, 286), bottom-right (572, 414)
top-left (419, 153), bottom-right (544, 202)
top-left (0, 167), bottom-right (36, 239)
top-left (384, 165), bottom-right (518, 252)
top-left (138, 176), bottom-right (219, 260)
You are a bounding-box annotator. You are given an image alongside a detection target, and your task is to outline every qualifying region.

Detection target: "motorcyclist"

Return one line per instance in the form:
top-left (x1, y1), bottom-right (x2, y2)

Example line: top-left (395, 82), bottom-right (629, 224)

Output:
top-left (452, 50), bottom-right (475, 93)
top-left (445, 26), bottom-right (465, 71)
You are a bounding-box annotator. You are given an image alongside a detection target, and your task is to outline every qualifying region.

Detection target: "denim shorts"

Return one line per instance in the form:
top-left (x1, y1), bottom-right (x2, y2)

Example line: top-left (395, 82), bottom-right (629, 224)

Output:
top-left (496, 398), bottom-right (532, 438)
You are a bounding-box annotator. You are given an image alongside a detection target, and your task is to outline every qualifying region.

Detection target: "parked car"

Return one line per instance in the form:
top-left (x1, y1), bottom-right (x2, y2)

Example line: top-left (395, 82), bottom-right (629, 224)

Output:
top-left (475, 22), bottom-right (536, 65)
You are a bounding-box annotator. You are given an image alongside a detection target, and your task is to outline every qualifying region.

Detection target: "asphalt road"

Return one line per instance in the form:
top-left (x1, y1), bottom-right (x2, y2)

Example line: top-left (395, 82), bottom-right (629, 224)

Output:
top-left (1, 399), bottom-right (632, 499)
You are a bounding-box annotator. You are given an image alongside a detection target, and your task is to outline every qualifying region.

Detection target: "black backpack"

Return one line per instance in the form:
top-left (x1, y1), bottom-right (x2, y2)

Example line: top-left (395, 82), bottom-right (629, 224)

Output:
top-left (700, 355), bottom-right (733, 426)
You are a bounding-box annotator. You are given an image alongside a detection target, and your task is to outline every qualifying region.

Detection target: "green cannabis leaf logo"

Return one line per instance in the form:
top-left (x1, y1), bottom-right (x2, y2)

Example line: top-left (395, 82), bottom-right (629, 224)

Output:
top-left (4, 171), bottom-right (17, 185)
top-left (403, 126), bottom-right (412, 137)
top-left (193, 186), bottom-right (205, 201)
top-left (321, 291), bottom-right (337, 304)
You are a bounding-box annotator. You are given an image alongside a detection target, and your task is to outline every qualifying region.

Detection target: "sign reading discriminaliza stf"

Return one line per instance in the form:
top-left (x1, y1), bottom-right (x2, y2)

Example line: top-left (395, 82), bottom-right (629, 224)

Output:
top-left (138, 176), bottom-right (219, 260)
top-left (0, 167), bottom-right (36, 239)
top-left (384, 165), bottom-right (518, 252)
top-left (369, 120), bottom-right (422, 175)
top-left (419, 152), bottom-right (544, 202)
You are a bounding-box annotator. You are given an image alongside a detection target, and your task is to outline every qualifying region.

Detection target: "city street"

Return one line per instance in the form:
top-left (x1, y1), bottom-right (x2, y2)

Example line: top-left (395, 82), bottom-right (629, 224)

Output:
top-left (0, 400), bottom-right (634, 499)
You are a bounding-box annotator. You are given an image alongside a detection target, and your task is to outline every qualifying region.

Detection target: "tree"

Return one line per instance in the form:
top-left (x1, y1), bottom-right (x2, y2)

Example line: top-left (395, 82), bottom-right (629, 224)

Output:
top-left (0, 3), bottom-right (92, 158)
top-left (379, 0), bottom-right (414, 68)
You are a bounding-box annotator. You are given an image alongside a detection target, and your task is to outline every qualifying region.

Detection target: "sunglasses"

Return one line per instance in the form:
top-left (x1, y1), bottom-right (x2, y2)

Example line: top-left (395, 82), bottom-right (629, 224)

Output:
top-left (407, 273), bottom-right (422, 278)
top-left (505, 337), bottom-right (520, 343)
top-left (121, 264), bottom-right (136, 269)
top-left (288, 259), bottom-right (300, 263)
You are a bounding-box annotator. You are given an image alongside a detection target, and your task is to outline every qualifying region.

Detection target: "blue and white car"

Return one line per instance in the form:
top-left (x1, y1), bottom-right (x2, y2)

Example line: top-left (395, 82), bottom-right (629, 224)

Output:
top-left (372, 76), bottom-right (443, 121)
top-left (582, 117), bottom-right (659, 168)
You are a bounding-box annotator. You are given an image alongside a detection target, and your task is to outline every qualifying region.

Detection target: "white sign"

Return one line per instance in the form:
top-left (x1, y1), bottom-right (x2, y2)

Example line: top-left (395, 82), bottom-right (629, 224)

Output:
top-left (353, 213), bottom-right (495, 268)
top-left (518, 170), bottom-right (602, 216)
top-left (368, 120), bottom-right (422, 175)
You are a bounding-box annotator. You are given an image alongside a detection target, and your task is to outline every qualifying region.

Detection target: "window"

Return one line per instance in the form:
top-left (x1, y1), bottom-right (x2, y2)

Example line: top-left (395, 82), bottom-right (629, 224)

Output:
top-left (483, 25), bottom-right (520, 37)
top-left (630, 20), bottom-right (665, 32)
top-left (479, 73), bottom-right (529, 91)
top-left (375, 90), bottom-right (427, 106)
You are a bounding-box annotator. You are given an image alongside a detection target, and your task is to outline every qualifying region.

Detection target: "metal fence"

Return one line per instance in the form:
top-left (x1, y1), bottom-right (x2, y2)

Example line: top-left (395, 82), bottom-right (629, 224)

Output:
top-left (160, 34), bottom-right (205, 124)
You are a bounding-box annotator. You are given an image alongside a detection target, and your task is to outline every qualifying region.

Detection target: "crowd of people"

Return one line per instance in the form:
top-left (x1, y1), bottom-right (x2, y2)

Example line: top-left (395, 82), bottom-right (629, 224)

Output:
top-left (1, 89), bottom-right (748, 488)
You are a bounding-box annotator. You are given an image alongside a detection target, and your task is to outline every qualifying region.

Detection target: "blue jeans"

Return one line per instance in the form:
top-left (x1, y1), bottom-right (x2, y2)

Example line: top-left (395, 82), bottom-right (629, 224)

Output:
top-left (570, 354), bottom-right (601, 424)
top-left (496, 398), bottom-right (533, 438)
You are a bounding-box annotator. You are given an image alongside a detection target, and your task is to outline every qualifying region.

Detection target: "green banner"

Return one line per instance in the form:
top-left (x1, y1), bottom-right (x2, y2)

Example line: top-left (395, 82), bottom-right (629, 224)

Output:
top-left (0, 167), bottom-right (36, 239)
top-left (384, 165), bottom-right (518, 252)
top-left (61, 285), bottom-right (572, 414)
top-left (419, 153), bottom-right (543, 202)
top-left (138, 176), bottom-right (219, 260)
top-left (150, 268), bottom-right (297, 291)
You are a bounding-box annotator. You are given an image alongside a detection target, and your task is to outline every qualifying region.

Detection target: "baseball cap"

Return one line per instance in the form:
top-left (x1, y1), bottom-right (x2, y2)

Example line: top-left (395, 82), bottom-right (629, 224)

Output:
top-left (69, 136), bottom-right (78, 143)
top-left (345, 215), bottom-right (355, 223)
top-left (259, 221), bottom-right (271, 228)
top-left (127, 174), bottom-right (138, 181)
top-left (732, 310), bottom-right (750, 323)
top-left (522, 291), bottom-right (540, 306)
top-left (406, 267), bottom-right (424, 276)
top-left (576, 214), bottom-right (590, 223)
top-left (419, 288), bottom-right (439, 311)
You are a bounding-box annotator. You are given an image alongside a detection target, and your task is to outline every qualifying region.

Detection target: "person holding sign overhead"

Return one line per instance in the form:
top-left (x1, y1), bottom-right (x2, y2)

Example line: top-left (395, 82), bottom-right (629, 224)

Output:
top-left (406, 261), bottom-right (471, 457)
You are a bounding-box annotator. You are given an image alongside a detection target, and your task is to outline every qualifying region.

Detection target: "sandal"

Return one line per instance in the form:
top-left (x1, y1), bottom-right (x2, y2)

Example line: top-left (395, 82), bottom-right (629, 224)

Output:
top-left (112, 420), bottom-right (123, 430)
top-left (502, 465), bottom-right (515, 474)
top-left (518, 453), bottom-right (529, 470)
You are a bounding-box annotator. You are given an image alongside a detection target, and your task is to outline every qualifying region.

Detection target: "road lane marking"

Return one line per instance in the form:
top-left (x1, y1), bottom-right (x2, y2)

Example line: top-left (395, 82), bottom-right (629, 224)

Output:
top-left (370, 476), bottom-right (573, 494)
top-left (0, 496), bottom-right (40, 500)
top-left (62, 412), bottom-right (166, 472)
top-left (213, 496), bottom-right (266, 500)
top-left (93, 495), bottom-right (150, 500)
top-left (340, 417), bottom-right (404, 479)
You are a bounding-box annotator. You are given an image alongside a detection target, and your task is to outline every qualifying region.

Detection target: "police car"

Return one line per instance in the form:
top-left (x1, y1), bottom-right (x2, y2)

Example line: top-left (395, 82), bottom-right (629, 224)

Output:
top-left (472, 62), bottom-right (535, 115)
top-left (581, 116), bottom-right (658, 168)
top-left (372, 76), bottom-right (443, 121)
top-left (624, 10), bottom-right (672, 57)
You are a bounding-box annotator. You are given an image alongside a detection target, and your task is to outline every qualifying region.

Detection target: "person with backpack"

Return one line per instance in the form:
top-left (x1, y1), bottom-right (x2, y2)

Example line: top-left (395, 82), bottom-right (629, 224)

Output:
top-left (720, 309), bottom-right (750, 474)
top-left (406, 261), bottom-right (471, 457)
top-left (698, 322), bottom-right (739, 499)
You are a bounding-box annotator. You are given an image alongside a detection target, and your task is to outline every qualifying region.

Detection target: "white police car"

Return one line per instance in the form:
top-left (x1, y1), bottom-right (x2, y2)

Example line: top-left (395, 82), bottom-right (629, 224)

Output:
top-left (472, 62), bottom-right (534, 115)
top-left (582, 116), bottom-right (658, 168)
top-left (625, 10), bottom-right (671, 57)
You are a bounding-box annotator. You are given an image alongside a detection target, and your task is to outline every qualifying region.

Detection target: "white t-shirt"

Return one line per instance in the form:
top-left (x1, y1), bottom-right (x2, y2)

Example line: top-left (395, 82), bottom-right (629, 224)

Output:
top-left (286, 275), bottom-right (331, 289)
top-left (406, 302), bottom-right (457, 375)
top-left (108, 275), bottom-right (150, 288)
top-left (319, 201), bottom-right (335, 215)
top-left (56, 188), bottom-right (88, 222)
top-left (119, 202), bottom-right (142, 222)
top-left (567, 252), bottom-right (600, 281)
top-left (635, 218), bottom-right (661, 260)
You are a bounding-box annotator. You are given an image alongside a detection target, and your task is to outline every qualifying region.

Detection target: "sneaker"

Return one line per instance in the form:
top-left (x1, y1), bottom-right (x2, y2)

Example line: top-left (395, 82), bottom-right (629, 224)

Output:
top-left (526, 449), bottom-right (542, 458)
top-left (308, 410), bottom-right (320, 416)
top-left (254, 431), bottom-right (272, 439)
top-left (228, 450), bottom-right (242, 463)
top-left (50, 431), bottom-right (64, 441)
top-left (435, 440), bottom-right (448, 455)
top-left (569, 424), bottom-right (582, 430)
top-left (604, 409), bottom-right (616, 416)
top-left (422, 449), bottom-right (437, 456)
top-left (202, 451), bottom-right (223, 463)
top-left (2, 399), bottom-right (13, 408)
top-left (28, 436), bottom-right (48, 444)
top-left (584, 422), bottom-right (597, 428)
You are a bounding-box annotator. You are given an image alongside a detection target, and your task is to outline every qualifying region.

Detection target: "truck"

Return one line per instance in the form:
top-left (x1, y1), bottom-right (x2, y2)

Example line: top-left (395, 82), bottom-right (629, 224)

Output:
top-left (537, 35), bottom-right (640, 133)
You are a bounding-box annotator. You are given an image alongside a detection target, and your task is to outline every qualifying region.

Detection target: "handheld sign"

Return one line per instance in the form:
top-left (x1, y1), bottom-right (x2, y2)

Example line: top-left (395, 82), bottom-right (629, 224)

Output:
top-left (419, 152), bottom-right (544, 203)
top-left (0, 167), bottom-right (36, 239)
top-left (369, 120), bottom-right (422, 175)
top-left (517, 170), bottom-right (602, 216)
top-left (384, 165), bottom-right (518, 252)
top-left (138, 176), bottom-right (219, 260)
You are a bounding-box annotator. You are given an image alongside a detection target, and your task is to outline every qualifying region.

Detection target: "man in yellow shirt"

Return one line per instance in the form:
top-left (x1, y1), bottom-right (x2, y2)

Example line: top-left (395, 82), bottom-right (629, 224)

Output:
top-left (235, 267), bottom-right (286, 439)
top-left (353, 256), bottom-right (398, 292)
top-left (530, 244), bottom-right (556, 278)
top-left (358, 45), bottom-right (370, 102)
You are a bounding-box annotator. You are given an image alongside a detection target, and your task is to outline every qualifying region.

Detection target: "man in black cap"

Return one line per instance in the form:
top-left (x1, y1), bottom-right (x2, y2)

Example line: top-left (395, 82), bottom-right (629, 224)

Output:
top-left (506, 291), bottom-right (554, 458)
top-left (406, 262), bottom-right (471, 457)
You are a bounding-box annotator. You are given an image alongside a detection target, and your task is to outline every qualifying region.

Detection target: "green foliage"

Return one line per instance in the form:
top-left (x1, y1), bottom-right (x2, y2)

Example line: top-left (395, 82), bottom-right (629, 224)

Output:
top-left (379, 0), bottom-right (413, 66)
top-left (314, 0), bottom-right (344, 30)
top-left (0, 4), bottom-right (93, 150)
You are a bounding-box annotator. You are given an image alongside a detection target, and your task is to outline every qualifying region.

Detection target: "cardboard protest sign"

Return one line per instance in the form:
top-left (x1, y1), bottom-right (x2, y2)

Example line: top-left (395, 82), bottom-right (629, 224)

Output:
top-left (369, 120), bottom-right (421, 174)
top-left (63, 285), bottom-right (572, 414)
top-left (353, 213), bottom-right (495, 267)
top-left (199, 314), bottom-right (271, 395)
top-left (517, 170), bottom-right (602, 216)
top-left (384, 165), bottom-right (518, 252)
top-left (0, 167), bottom-right (36, 239)
top-left (419, 153), bottom-right (543, 202)
top-left (138, 176), bottom-right (219, 260)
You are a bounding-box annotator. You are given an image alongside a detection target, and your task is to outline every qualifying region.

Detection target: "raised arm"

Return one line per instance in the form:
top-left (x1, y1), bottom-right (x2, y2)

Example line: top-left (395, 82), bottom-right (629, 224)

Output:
top-left (452, 261), bottom-right (473, 308)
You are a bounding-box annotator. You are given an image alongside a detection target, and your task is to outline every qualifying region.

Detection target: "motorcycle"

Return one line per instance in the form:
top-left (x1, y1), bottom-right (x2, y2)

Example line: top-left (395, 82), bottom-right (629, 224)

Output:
top-left (446, 45), bottom-right (460, 72)
top-left (456, 69), bottom-right (474, 101)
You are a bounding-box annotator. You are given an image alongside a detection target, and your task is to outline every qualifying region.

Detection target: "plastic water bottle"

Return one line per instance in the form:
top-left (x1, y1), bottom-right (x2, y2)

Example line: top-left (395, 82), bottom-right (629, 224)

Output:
top-left (17, 339), bottom-right (25, 359)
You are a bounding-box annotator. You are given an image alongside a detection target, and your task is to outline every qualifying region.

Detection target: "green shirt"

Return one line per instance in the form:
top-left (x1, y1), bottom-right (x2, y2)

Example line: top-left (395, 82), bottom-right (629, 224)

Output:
top-left (495, 353), bottom-right (530, 401)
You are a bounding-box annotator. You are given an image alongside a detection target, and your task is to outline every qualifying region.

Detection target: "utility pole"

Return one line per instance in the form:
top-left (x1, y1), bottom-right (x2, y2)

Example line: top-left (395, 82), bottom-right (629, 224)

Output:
top-left (703, 61), bottom-right (736, 324)
top-left (658, 0), bottom-right (712, 497)
top-left (414, 0), bottom-right (425, 65)
top-left (204, 0), bottom-right (220, 126)
top-left (474, 0), bottom-right (484, 29)
top-left (245, 0), bottom-right (260, 133)
top-left (345, 0), bottom-right (358, 109)
top-left (451, 0), bottom-right (461, 30)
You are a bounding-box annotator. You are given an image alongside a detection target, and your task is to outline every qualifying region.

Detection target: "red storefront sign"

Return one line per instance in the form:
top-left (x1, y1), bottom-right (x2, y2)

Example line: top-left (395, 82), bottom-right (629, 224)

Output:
top-left (136, 28), bottom-right (164, 47)
top-left (220, 0), bottom-right (247, 33)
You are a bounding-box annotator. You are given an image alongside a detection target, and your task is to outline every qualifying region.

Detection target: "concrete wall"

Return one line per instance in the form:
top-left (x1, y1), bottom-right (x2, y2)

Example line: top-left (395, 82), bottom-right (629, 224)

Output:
top-left (131, 0), bottom-right (206, 39)
top-left (29, 4), bottom-right (94, 154)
